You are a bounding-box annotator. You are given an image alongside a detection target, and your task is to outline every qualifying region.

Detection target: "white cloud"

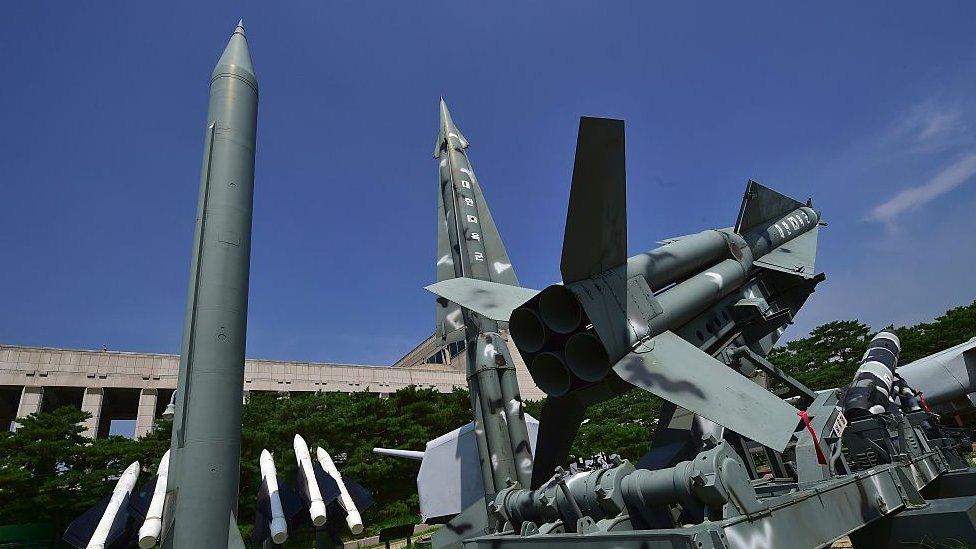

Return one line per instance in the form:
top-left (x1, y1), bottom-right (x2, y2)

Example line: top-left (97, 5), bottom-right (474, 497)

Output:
top-left (866, 153), bottom-right (976, 226)
top-left (884, 99), bottom-right (968, 154)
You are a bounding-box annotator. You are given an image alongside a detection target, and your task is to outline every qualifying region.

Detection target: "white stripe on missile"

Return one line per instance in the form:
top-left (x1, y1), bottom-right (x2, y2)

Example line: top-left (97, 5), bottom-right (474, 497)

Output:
top-left (87, 461), bottom-right (140, 549)
top-left (294, 434), bottom-right (327, 526)
top-left (260, 449), bottom-right (288, 544)
top-left (316, 447), bottom-right (364, 535)
top-left (138, 450), bottom-right (169, 548)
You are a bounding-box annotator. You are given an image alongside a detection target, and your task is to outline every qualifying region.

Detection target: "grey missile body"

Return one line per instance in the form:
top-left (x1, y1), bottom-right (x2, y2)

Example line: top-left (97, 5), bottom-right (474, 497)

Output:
top-left (163, 21), bottom-right (258, 548)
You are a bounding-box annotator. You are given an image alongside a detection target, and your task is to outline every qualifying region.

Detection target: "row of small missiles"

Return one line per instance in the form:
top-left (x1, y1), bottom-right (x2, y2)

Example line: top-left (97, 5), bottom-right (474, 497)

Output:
top-left (63, 435), bottom-right (371, 548)
top-left (255, 434), bottom-right (371, 546)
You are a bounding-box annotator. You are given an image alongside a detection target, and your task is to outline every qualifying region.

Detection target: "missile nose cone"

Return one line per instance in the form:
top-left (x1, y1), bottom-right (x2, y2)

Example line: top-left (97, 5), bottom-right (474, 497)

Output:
top-left (157, 449), bottom-right (171, 475)
top-left (434, 97), bottom-right (468, 157)
top-left (293, 434), bottom-right (309, 455)
top-left (213, 19), bottom-right (256, 81)
top-left (438, 97), bottom-right (457, 135)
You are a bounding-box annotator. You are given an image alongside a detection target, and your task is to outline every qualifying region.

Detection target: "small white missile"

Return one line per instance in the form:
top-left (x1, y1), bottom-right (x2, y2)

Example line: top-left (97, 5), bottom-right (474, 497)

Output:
top-left (87, 461), bottom-right (140, 549)
top-left (259, 449), bottom-right (288, 544)
top-left (293, 434), bottom-right (327, 526)
top-left (137, 450), bottom-right (170, 548)
top-left (316, 447), bottom-right (364, 535)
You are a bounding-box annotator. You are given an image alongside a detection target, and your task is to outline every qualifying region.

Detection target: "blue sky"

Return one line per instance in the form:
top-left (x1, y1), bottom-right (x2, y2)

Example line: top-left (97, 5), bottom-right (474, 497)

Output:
top-left (1, 3), bottom-right (975, 365)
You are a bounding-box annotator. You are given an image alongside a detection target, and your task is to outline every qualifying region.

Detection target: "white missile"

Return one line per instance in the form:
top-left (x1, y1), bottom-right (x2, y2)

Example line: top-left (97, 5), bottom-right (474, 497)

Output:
top-left (259, 449), bottom-right (289, 544)
top-left (293, 434), bottom-right (327, 526)
top-left (87, 461), bottom-right (140, 549)
top-left (137, 450), bottom-right (170, 548)
top-left (316, 447), bottom-right (364, 535)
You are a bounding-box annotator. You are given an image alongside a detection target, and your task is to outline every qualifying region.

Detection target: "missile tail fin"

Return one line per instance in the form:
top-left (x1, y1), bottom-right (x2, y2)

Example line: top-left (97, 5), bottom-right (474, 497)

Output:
top-left (734, 180), bottom-right (807, 235)
top-left (127, 477), bottom-right (158, 520)
top-left (560, 117), bottom-right (627, 283)
top-left (755, 224), bottom-right (819, 277)
top-left (612, 331), bottom-right (799, 452)
top-left (426, 278), bottom-right (539, 322)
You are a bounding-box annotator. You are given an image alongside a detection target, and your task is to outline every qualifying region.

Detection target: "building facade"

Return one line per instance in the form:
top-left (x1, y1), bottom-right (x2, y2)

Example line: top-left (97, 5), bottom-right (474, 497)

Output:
top-left (0, 333), bottom-right (543, 438)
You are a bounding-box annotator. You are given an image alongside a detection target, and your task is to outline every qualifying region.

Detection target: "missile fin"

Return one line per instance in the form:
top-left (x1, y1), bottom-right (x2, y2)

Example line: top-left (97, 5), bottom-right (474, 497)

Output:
top-left (530, 377), bottom-right (631, 489)
top-left (312, 461), bottom-right (342, 504)
top-left (426, 278), bottom-right (539, 322)
top-left (63, 495), bottom-right (114, 548)
top-left (734, 180), bottom-right (806, 235)
top-left (754, 224), bottom-right (819, 277)
top-left (345, 480), bottom-right (375, 511)
top-left (252, 478), bottom-right (273, 545)
top-left (228, 513), bottom-right (246, 549)
top-left (127, 477), bottom-right (158, 520)
top-left (612, 331), bottom-right (799, 452)
top-left (560, 117), bottom-right (627, 283)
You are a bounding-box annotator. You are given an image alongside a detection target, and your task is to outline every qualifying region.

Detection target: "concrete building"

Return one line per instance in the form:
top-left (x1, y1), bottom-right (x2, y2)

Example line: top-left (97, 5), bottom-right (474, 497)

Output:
top-left (0, 333), bottom-right (543, 438)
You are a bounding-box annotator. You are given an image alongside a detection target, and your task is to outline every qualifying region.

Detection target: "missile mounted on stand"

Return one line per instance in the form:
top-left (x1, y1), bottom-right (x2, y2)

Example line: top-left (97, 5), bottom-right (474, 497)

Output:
top-left (252, 436), bottom-right (373, 548)
top-left (403, 109), bottom-right (976, 548)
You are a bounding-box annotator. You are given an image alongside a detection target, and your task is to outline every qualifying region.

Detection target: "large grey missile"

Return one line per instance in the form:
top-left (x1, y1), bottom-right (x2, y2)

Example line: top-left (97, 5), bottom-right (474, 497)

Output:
top-left (163, 20), bottom-right (258, 548)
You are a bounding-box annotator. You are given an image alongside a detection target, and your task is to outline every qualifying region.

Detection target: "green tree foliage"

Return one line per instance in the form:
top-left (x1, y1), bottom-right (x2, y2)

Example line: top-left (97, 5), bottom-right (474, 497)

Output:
top-left (0, 407), bottom-right (170, 531)
top-left (767, 320), bottom-right (873, 390)
top-left (768, 300), bottom-right (976, 391)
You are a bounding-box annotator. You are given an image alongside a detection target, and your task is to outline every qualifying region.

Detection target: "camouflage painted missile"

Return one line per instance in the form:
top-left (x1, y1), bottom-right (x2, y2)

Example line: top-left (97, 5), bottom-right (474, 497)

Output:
top-left (433, 99), bottom-right (533, 493)
top-left (163, 20), bottom-right (258, 548)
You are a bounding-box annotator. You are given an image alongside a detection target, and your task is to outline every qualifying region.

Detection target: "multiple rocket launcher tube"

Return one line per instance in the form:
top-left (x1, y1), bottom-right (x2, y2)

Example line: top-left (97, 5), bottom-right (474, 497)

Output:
top-left (511, 206), bottom-right (821, 397)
